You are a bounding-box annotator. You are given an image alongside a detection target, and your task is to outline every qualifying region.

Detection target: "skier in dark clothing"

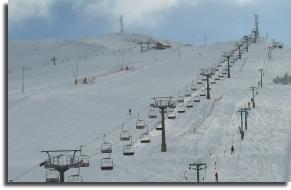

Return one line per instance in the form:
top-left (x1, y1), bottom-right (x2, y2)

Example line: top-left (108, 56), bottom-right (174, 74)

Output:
top-left (231, 145), bottom-right (235, 154)
top-left (215, 172), bottom-right (219, 182)
top-left (129, 109), bottom-right (132, 116)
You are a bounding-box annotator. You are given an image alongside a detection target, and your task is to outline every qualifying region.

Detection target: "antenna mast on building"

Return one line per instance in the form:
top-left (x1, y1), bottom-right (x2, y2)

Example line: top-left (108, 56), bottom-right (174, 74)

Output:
top-left (255, 14), bottom-right (259, 39)
top-left (120, 15), bottom-right (124, 33)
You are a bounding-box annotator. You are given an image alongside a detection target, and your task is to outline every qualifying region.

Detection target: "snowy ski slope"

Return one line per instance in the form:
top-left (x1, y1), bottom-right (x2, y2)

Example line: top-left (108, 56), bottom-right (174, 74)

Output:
top-left (8, 33), bottom-right (291, 182)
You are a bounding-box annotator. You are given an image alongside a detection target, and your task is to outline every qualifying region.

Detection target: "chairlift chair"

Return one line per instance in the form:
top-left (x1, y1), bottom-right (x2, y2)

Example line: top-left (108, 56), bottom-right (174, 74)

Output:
top-left (177, 96), bottom-right (184, 103)
top-left (197, 80), bottom-right (203, 85)
top-left (169, 100), bottom-right (177, 108)
top-left (191, 84), bottom-right (197, 92)
top-left (167, 108), bottom-right (176, 119)
top-left (200, 90), bottom-right (206, 97)
top-left (123, 145), bottom-right (134, 156)
top-left (140, 126), bottom-right (151, 143)
top-left (215, 75), bottom-right (220, 80)
top-left (186, 100), bottom-right (194, 108)
top-left (155, 121), bottom-right (162, 130)
top-left (148, 107), bottom-right (157, 119)
top-left (101, 157), bottom-right (114, 170)
top-left (210, 77), bottom-right (216, 84)
top-left (136, 113), bottom-right (146, 129)
top-left (78, 155), bottom-right (89, 167)
top-left (101, 134), bottom-right (112, 153)
top-left (120, 123), bottom-right (130, 141)
top-left (46, 169), bottom-right (59, 183)
top-left (193, 95), bottom-right (200, 102)
top-left (184, 89), bottom-right (191, 97)
top-left (177, 103), bottom-right (186, 113)
top-left (68, 175), bottom-right (83, 183)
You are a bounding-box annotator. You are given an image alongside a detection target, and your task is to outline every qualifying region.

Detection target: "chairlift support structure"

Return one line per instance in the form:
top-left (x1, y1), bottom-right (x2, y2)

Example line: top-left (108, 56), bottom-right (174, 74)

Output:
top-left (41, 149), bottom-right (87, 183)
top-left (151, 97), bottom-right (175, 152)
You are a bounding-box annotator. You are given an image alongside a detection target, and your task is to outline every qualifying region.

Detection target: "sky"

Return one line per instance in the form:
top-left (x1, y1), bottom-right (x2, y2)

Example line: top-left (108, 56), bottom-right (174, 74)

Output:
top-left (8, 0), bottom-right (291, 46)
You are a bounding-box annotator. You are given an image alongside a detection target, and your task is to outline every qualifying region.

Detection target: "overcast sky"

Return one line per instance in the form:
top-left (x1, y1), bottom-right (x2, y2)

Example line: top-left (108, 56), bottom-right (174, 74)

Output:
top-left (8, 0), bottom-right (291, 45)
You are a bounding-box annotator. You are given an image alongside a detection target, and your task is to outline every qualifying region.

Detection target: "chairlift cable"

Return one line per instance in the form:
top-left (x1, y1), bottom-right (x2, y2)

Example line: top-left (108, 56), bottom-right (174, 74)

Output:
top-left (9, 163), bottom-right (40, 182)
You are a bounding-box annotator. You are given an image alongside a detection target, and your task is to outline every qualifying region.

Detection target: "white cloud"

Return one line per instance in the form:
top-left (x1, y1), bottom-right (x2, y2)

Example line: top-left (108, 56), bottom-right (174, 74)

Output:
top-left (9, 0), bottom-right (261, 28)
top-left (73, 0), bottom-right (261, 29)
top-left (9, 0), bottom-right (56, 26)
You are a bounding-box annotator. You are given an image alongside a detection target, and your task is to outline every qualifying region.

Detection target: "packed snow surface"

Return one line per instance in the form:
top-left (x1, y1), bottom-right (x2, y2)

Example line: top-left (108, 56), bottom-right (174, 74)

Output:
top-left (8, 33), bottom-right (291, 182)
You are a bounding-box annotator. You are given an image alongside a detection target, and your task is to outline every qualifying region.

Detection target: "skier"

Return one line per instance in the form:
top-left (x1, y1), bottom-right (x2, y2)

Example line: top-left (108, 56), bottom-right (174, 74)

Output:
top-left (231, 145), bottom-right (234, 155)
top-left (248, 102), bottom-right (251, 108)
top-left (83, 77), bottom-right (88, 84)
top-left (215, 172), bottom-right (219, 182)
top-left (129, 109), bottom-right (132, 116)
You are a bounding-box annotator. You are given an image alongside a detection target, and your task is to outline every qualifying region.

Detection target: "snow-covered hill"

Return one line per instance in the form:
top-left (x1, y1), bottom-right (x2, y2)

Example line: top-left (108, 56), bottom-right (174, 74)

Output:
top-left (8, 33), bottom-right (291, 182)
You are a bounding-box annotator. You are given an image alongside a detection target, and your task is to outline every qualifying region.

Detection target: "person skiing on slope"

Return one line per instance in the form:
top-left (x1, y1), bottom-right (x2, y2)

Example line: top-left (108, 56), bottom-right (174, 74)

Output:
top-left (129, 109), bottom-right (132, 116)
top-left (215, 172), bottom-right (219, 182)
top-left (231, 145), bottom-right (234, 155)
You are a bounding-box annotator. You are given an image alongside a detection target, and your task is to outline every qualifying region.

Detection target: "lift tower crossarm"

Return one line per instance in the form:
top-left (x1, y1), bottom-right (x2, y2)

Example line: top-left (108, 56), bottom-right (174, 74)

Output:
top-left (189, 162), bottom-right (207, 183)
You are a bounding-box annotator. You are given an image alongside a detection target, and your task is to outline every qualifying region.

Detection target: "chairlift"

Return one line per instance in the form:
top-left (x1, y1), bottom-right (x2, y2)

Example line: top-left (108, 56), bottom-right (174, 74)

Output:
top-left (186, 100), bottom-right (194, 108)
top-left (101, 134), bottom-right (112, 154)
top-left (120, 123), bottom-right (130, 141)
top-left (177, 103), bottom-right (186, 113)
top-left (167, 108), bottom-right (176, 119)
top-left (200, 90), bottom-right (206, 97)
top-left (101, 157), bottom-right (114, 170)
top-left (177, 96), bottom-right (184, 103)
top-left (46, 169), bottom-right (59, 183)
top-left (193, 95), bottom-right (200, 102)
top-left (191, 84), bottom-right (197, 91)
top-left (184, 89), bottom-right (191, 97)
top-left (123, 137), bottom-right (134, 156)
top-left (78, 155), bottom-right (89, 167)
top-left (148, 107), bottom-right (157, 119)
top-left (140, 125), bottom-right (151, 143)
top-left (210, 77), bottom-right (216, 84)
top-left (169, 100), bottom-right (177, 108)
top-left (155, 121), bottom-right (162, 130)
top-left (136, 113), bottom-right (146, 129)
top-left (68, 174), bottom-right (83, 183)
top-left (197, 80), bottom-right (203, 85)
